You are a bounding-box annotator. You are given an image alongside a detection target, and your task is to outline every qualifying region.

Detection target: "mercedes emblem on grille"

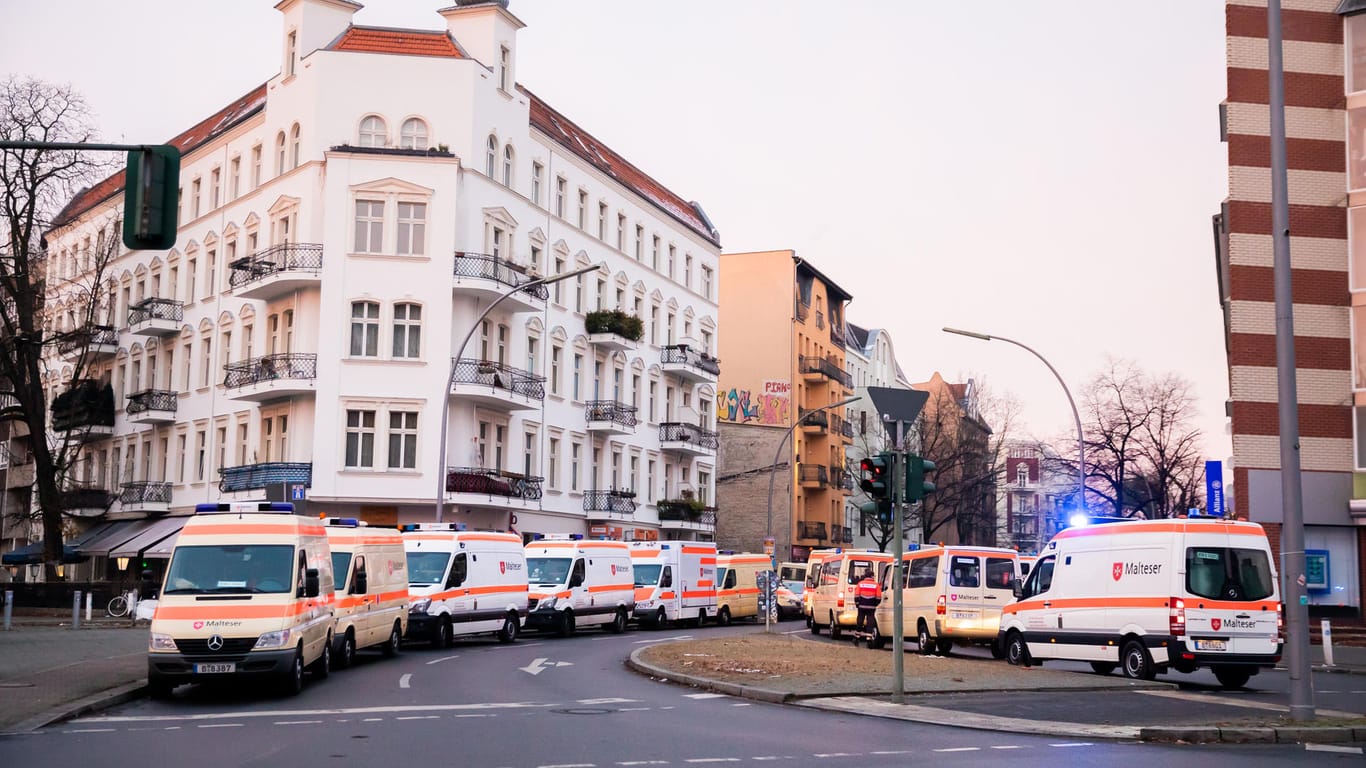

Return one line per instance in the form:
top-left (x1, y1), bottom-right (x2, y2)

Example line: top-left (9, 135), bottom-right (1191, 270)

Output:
top-left (207, 634), bottom-right (224, 651)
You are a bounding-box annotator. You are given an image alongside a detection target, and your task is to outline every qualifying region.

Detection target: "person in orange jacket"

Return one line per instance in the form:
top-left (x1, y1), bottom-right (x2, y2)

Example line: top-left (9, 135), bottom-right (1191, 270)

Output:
top-left (854, 571), bottom-right (881, 641)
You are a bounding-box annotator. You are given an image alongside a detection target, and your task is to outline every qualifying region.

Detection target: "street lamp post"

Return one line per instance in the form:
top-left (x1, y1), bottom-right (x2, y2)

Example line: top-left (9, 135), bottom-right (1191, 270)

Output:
top-left (435, 262), bottom-right (606, 522)
top-left (942, 328), bottom-right (1086, 530)
top-left (763, 395), bottom-right (861, 633)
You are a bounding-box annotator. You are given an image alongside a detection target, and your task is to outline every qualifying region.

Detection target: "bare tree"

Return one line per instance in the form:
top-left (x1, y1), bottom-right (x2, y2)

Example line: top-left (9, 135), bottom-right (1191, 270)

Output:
top-left (1134, 371), bottom-right (1205, 519)
top-left (1079, 359), bottom-right (1153, 517)
top-left (1, 77), bottom-right (116, 578)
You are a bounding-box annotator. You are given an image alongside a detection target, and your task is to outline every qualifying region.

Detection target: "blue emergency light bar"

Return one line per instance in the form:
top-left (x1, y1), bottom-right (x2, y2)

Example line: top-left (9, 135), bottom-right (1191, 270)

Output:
top-left (195, 502), bottom-right (295, 514)
top-left (326, 517), bottom-right (360, 527)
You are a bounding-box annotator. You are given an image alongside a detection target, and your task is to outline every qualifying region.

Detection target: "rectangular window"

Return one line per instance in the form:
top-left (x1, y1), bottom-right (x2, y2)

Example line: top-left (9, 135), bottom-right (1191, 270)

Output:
top-left (634, 225), bottom-right (643, 261)
top-left (355, 200), bottom-right (384, 253)
top-left (195, 429), bottom-right (206, 482)
top-left (553, 256), bottom-right (565, 304)
top-left (667, 245), bottom-right (676, 279)
top-left (648, 381), bottom-right (657, 423)
top-left (571, 441), bottom-right (581, 491)
top-left (647, 460), bottom-right (656, 503)
top-left (392, 303), bottom-right (422, 358)
top-left (527, 336), bottom-right (538, 375)
top-left (350, 302), bottom-right (380, 357)
top-left (191, 178), bottom-right (201, 219)
top-left (616, 214), bottom-right (626, 251)
top-left (531, 162), bottom-right (543, 205)
top-left (396, 202), bottom-right (426, 256)
top-left (345, 409), bottom-right (376, 468)
top-left (205, 248), bottom-right (217, 296)
top-left (499, 45), bottom-right (510, 91)
top-left (577, 189), bottom-right (588, 229)
top-left (555, 177), bottom-right (566, 218)
top-left (548, 437), bottom-right (559, 489)
top-left (200, 334), bottom-right (211, 387)
top-left (684, 254), bottom-right (693, 289)
top-left (550, 344), bottom-right (562, 395)
top-left (702, 265), bottom-right (713, 299)
top-left (210, 168), bottom-right (221, 210)
top-left (251, 145), bottom-right (262, 188)
top-left (229, 158), bottom-right (240, 200)
top-left (489, 226), bottom-right (505, 260)
top-left (572, 353), bottom-right (582, 400)
top-left (651, 236), bottom-right (660, 271)
top-left (524, 431), bottom-right (535, 476)
top-left (388, 411), bottom-right (418, 469)
top-left (598, 202), bottom-right (608, 240)
top-left (1185, 547), bottom-right (1274, 601)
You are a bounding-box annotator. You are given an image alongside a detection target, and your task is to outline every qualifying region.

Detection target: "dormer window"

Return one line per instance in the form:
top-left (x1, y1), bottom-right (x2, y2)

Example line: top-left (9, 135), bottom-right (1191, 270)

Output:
top-left (400, 118), bottom-right (428, 150)
top-left (499, 45), bottom-right (510, 91)
top-left (286, 31), bottom-right (298, 77)
top-left (359, 116), bottom-right (387, 148)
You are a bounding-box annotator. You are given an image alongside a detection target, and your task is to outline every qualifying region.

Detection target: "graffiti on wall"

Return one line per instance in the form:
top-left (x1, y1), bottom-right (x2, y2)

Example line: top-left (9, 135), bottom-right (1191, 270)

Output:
top-left (721, 380), bottom-right (791, 426)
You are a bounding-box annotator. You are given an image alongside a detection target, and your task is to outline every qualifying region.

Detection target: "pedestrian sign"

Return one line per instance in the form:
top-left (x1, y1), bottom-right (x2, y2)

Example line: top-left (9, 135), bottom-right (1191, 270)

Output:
top-left (291, 484), bottom-right (306, 501)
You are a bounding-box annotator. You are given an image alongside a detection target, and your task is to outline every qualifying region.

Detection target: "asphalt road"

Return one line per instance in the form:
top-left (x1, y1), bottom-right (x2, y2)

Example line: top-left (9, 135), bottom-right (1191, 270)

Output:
top-left (0, 622), bottom-right (1358, 766)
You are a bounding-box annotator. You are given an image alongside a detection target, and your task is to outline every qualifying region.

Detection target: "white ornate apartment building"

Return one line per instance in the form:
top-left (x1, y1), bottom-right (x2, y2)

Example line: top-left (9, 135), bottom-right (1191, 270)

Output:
top-left (39, 0), bottom-right (722, 558)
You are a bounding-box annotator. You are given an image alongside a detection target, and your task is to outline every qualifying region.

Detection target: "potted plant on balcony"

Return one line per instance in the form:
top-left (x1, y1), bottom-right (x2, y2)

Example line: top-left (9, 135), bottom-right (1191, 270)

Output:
top-left (585, 309), bottom-right (644, 342)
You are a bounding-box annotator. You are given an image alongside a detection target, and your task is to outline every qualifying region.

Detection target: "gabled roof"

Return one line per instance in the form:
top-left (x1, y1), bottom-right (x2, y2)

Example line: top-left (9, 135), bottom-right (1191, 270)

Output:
top-left (328, 26), bottom-right (463, 58)
top-left (523, 87), bottom-right (719, 247)
top-left (49, 84), bottom-right (268, 232)
top-left (846, 322), bottom-right (870, 351)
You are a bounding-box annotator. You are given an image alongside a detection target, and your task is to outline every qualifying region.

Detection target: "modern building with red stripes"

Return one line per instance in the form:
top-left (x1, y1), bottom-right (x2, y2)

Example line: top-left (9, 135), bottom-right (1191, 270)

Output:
top-left (1215, 0), bottom-right (1366, 620)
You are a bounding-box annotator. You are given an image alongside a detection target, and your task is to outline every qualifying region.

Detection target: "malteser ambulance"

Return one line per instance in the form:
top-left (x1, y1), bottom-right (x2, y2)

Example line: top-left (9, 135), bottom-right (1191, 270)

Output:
top-left (873, 546), bottom-right (1019, 655)
top-left (402, 525), bottom-right (528, 647)
top-left (524, 536), bottom-right (634, 635)
top-left (998, 518), bottom-right (1282, 688)
top-left (630, 541), bottom-right (717, 627)
top-left (323, 518), bottom-right (408, 666)
top-left (148, 502), bottom-right (335, 697)
top-left (714, 552), bottom-right (775, 625)
top-left (801, 548), bottom-right (841, 625)
top-left (807, 549), bottom-right (893, 638)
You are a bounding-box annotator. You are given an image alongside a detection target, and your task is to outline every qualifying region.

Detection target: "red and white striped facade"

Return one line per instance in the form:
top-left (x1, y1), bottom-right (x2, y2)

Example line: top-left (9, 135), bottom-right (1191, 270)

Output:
top-left (1218, 0), bottom-right (1366, 615)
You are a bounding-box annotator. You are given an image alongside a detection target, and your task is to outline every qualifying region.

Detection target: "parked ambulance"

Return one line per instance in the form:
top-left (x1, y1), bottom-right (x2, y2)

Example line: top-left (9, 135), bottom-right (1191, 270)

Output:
top-left (873, 545), bottom-right (1019, 655)
top-left (630, 541), bottom-right (717, 627)
top-left (715, 552), bottom-right (775, 625)
top-left (148, 502), bottom-right (335, 697)
top-left (323, 517), bottom-right (408, 666)
top-left (998, 518), bottom-right (1282, 688)
top-left (402, 525), bottom-right (528, 647)
top-left (524, 535), bottom-right (634, 635)
top-left (807, 549), bottom-right (893, 638)
top-left (801, 548), bottom-right (841, 623)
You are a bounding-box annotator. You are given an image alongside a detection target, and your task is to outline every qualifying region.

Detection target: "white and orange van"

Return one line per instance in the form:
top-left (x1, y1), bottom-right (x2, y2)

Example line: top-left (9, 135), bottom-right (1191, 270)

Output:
top-left (807, 549), bottom-right (893, 638)
top-left (801, 548), bottom-right (841, 625)
top-left (715, 552), bottom-right (774, 625)
top-left (630, 541), bottom-right (717, 627)
top-left (999, 518), bottom-right (1283, 688)
top-left (323, 517), bottom-right (408, 666)
top-left (402, 525), bottom-right (528, 647)
top-left (873, 545), bottom-right (1019, 655)
top-left (148, 502), bottom-right (335, 697)
top-left (524, 536), bottom-right (634, 635)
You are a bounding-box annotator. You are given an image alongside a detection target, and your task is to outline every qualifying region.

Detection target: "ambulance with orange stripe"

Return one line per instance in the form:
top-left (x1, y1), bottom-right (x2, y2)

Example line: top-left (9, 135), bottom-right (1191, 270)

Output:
top-left (323, 518), bottom-right (408, 666)
top-left (807, 549), bottom-right (893, 638)
top-left (148, 502), bottom-right (336, 697)
top-left (524, 535), bottom-right (634, 635)
top-left (629, 541), bottom-right (717, 627)
top-left (998, 518), bottom-right (1283, 688)
top-left (872, 545), bottom-right (1020, 656)
top-left (715, 552), bottom-right (776, 625)
top-left (402, 525), bottom-right (528, 647)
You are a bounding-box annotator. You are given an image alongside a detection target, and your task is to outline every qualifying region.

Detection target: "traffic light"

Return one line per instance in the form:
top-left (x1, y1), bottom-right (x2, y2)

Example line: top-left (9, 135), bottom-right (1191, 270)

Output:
top-left (859, 451), bottom-right (893, 500)
top-left (122, 145), bottom-right (180, 250)
top-left (860, 499), bottom-right (893, 526)
top-left (907, 454), bottom-right (936, 502)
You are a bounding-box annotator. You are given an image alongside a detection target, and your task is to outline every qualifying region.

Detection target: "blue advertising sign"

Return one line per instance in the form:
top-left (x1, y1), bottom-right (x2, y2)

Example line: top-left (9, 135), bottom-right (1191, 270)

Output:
top-left (1205, 461), bottom-right (1225, 518)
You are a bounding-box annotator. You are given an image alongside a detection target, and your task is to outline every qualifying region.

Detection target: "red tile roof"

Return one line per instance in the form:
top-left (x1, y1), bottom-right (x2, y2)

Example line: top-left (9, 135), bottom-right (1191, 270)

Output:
top-left (523, 88), bottom-right (719, 247)
top-left (330, 27), bottom-right (462, 58)
top-left (49, 84), bottom-right (268, 232)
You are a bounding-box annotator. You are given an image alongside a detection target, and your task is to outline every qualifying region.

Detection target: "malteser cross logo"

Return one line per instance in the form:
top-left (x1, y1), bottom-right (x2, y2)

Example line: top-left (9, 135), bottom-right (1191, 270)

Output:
top-left (1211, 618), bottom-right (1222, 631)
top-left (1112, 562), bottom-right (1123, 581)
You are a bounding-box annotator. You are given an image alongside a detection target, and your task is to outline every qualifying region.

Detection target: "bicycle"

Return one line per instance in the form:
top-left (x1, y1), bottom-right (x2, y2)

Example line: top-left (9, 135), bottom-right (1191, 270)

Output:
top-left (106, 590), bottom-right (135, 618)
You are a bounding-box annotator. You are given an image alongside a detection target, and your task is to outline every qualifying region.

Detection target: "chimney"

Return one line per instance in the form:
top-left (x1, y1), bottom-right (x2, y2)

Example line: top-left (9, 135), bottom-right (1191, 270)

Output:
top-left (439, 1), bottom-right (525, 89)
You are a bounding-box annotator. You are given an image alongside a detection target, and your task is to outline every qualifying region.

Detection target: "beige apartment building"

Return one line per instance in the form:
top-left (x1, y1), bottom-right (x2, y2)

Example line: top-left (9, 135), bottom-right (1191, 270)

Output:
top-left (715, 250), bottom-right (853, 562)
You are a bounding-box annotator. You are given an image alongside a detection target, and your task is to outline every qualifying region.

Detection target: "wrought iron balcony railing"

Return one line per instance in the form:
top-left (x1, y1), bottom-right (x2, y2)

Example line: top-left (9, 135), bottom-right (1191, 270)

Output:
top-left (798, 408), bottom-right (828, 430)
top-left (120, 481), bottom-right (172, 506)
top-left (657, 500), bottom-right (717, 526)
top-left (799, 521), bottom-right (828, 540)
top-left (128, 297), bottom-right (184, 326)
top-left (798, 464), bottom-right (829, 486)
top-left (586, 400), bottom-right (638, 428)
top-left (584, 489), bottom-right (637, 515)
top-left (62, 486), bottom-right (114, 510)
top-left (453, 251), bottom-right (549, 300)
top-left (223, 353), bottom-right (318, 389)
top-left (445, 467), bottom-right (543, 500)
top-left (838, 525), bottom-right (854, 543)
top-left (798, 354), bottom-right (852, 388)
top-left (660, 344), bottom-right (721, 376)
top-left (658, 422), bottom-right (719, 449)
top-left (126, 389), bottom-right (178, 415)
top-left (56, 324), bottom-right (117, 357)
top-left (228, 243), bottom-right (323, 289)
top-left (450, 358), bottom-right (545, 400)
top-left (219, 462), bottom-right (311, 493)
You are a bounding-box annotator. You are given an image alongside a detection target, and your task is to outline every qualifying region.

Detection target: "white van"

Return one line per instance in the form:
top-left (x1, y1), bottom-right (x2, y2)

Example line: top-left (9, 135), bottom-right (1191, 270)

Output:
top-left (324, 518), bottom-right (408, 666)
top-left (402, 525), bottom-right (528, 647)
top-left (630, 541), bottom-right (717, 627)
top-left (525, 536), bottom-right (633, 635)
top-left (999, 518), bottom-right (1283, 688)
top-left (148, 502), bottom-right (335, 697)
top-left (873, 546), bottom-right (1019, 655)
top-left (715, 553), bottom-right (777, 625)
top-left (807, 549), bottom-right (893, 638)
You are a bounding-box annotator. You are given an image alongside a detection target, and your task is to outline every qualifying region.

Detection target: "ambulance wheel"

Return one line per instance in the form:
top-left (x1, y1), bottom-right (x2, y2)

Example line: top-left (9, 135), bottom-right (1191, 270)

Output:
top-left (608, 608), bottom-right (628, 634)
top-left (717, 606), bottom-right (732, 626)
top-left (434, 617), bottom-right (452, 649)
top-left (808, 615), bottom-right (821, 635)
top-left (147, 674), bottom-right (175, 700)
top-left (990, 638), bottom-right (1006, 660)
top-left (917, 622), bottom-right (934, 656)
top-left (280, 647), bottom-right (305, 696)
top-left (1090, 662), bottom-right (1116, 676)
top-left (828, 613), bottom-right (842, 640)
top-left (311, 637), bottom-right (332, 679)
top-left (382, 622), bottom-right (402, 658)
top-left (1121, 639), bottom-right (1156, 680)
top-left (557, 611), bottom-right (576, 637)
top-left (868, 624), bottom-right (885, 650)
top-left (498, 613), bottom-right (519, 643)
top-left (337, 630), bottom-right (356, 669)
top-left (1214, 667), bottom-right (1253, 689)
top-left (1005, 631), bottom-right (1030, 667)
top-left (935, 638), bottom-right (953, 656)
top-left (653, 607), bottom-right (668, 629)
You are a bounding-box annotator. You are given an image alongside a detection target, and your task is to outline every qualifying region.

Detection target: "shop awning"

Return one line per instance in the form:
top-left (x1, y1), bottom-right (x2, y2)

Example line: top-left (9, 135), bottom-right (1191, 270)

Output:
top-left (76, 520), bottom-right (153, 558)
top-left (1, 542), bottom-right (86, 565)
top-left (143, 522), bottom-right (189, 559)
top-left (110, 516), bottom-right (190, 559)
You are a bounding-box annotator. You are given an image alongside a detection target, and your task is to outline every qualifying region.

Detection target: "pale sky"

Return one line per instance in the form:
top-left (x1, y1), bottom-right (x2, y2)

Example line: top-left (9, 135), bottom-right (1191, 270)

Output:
top-left (0, 0), bottom-right (1232, 460)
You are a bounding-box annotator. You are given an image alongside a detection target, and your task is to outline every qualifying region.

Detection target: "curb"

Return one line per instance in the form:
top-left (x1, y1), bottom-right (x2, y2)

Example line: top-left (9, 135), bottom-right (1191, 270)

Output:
top-left (626, 647), bottom-right (793, 704)
top-left (5, 680), bottom-right (147, 735)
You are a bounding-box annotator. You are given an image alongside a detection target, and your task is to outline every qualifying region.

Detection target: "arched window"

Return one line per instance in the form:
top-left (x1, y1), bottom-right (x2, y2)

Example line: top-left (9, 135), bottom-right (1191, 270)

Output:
top-left (359, 115), bottom-right (386, 148)
top-left (289, 123), bottom-right (301, 169)
top-left (502, 144), bottom-right (514, 186)
top-left (486, 135), bottom-right (498, 177)
top-left (392, 303), bottom-right (422, 358)
top-left (275, 131), bottom-right (286, 176)
top-left (400, 118), bottom-right (428, 150)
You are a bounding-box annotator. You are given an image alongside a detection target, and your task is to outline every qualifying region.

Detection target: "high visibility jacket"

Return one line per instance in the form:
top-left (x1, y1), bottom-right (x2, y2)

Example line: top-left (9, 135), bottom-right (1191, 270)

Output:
top-left (854, 577), bottom-right (880, 607)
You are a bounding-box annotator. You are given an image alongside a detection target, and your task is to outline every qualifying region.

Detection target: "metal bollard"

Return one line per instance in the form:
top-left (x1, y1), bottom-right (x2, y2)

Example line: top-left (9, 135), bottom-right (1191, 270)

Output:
top-left (1322, 619), bottom-right (1335, 667)
top-left (85, 592), bottom-right (92, 622)
top-left (72, 590), bottom-right (81, 630)
top-left (3, 590), bottom-right (12, 630)
top-left (129, 592), bottom-right (138, 622)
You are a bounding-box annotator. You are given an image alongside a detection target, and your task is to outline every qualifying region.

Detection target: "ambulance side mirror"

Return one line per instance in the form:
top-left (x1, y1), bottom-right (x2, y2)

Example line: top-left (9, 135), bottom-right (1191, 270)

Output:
top-left (1011, 578), bottom-right (1023, 599)
top-left (304, 568), bottom-right (321, 598)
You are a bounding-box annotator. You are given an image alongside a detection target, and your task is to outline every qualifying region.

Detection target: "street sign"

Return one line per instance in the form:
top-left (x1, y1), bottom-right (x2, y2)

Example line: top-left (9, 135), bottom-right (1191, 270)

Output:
top-left (865, 387), bottom-right (929, 444)
top-left (1204, 460), bottom-right (1224, 518)
top-left (762, 536), bottom-right (775, 555)
top-left (291, 484), bottom-right (306, 501)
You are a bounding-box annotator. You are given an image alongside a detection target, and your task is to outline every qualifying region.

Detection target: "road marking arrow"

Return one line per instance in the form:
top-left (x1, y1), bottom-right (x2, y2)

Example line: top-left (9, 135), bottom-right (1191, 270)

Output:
top-left (520, 658), bottom-right (549, 675)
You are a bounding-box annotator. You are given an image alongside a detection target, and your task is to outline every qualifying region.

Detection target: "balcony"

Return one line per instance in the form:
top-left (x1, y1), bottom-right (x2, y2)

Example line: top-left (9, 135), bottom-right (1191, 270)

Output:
top-left (798, 463), bottom-right (829, 488)
top-left (829, 323), bottom-right (846, 350)
top-left (451, 251), bottom-right (547, 313)
top-left (51, 380), bottom-right (115, 442)
top-left (128, 298), bottom-right (183, 337)
top-left (120, 481), bottom-right (172, 514)
top-left (223, 353), bottom-right (317, 402)
top-left (448, 358), bottom-right (544, 411)
top-left (219, 462), bottom-right (311, 494)
top-left (798, 521), bottom-right (828, 541)
top-left (836, 525), bottom-right (853, 544)
top-left (658, 422), bottom-right (718, 456)
top-left (830, 467), bottom-right (852, 493)
top-left (586, 400), bottom-right (637, 435)
top-left (795, 297), bottom-right (810, 322)
top-left (444, 467), bottom-right (542, 510)
top-left (798, 408), bottom-right (828, 433)
top-left (62, 485), bottom-right (114, 517)
top-left (57, 324), bottom-right (118, 362)
top-left (660, 344), bottom-right (720, 383)
top-left (125, 389), bottom-right (178, 425)
top-left (585, 310), bottom-right (643, 354)
top-left (3, 461), bottom-right (35, 490)
top-left (657, 500), bottom-right (717, 533)
top-left (799, 355), bottom-right (852, 389)
top-left (827, 413), bottom-right (854, 442)
top-left (228, 243), bottom-right (323, 300)
top-left (584, 489), bottom-right (637, 520)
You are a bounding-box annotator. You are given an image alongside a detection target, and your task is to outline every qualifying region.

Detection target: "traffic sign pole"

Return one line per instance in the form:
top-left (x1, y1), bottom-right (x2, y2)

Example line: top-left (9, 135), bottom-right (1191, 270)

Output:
top-left (891, 420), bottom-right (906, 704)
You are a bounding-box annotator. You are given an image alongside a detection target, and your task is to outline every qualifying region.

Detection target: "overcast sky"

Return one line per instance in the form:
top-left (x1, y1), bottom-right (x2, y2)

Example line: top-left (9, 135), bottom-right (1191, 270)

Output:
top-left (1, 0), bottom-right (1232, 460)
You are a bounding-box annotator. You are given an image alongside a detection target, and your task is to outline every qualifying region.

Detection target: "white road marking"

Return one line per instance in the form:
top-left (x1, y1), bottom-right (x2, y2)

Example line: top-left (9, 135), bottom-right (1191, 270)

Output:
top-left (933, 747), bottom-right (979, 753)
top-left (426, 654), bottom-right (460, 665)
top-left (618, 762), bottom-right (671, 766)
top-left (399, 673), bottom-right (412, 688)
top-left (869, 751), bottom-right (912, 756)
top-left (1350, 690), bottom-right (1366, 694)
top-left (731, 703), bottom-right (751, 707)
top-left (578, 697), bottom-right (639, 705)
top-left (396, 715), bottom-right (440, 721)
top-left (1305, 744), bottom-right (1364, 755)
top-left (781, 629), bottom-right (806, 635)
top-left (812, 753), bottom-right (859, 758)
top-left (362, 718), bottom-right (383, 722)
top-left (683, 693), bottom-right (728, 700)
top-left (494, 642), bottom-right (546, 650)
top-left (67, 728), bottom-right (116, 733)
top-left (80, 701), bottom-right (555, 723)
top-left (1050, 743), bottom-right (1093, 748)
top-left (197, 724), bottom-right (242, 728)
top-left (618, 707), bottom-right (653, 712)
top-left (634, 635), bottom-right (693, 644)
top-left (455, 714), bottom-right (492, 718)
top-left (685, 760), bottom-right (740, 764)
top-left (274, 720), bottom-right (322, 725)
top-left (990, 745), bottom-right (1024, 750)
top-left (537, 764), bottom-right (596, 768)
top-left (659, 706), bottom-right (676, 710)
top-left (1318, 690), bottom-right (1340, 694)
top-left (163, 726), bottom-right (180, 730)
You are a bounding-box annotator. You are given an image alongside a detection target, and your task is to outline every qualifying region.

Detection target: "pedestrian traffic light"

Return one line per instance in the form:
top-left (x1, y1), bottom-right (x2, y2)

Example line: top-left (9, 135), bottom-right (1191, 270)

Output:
top-left (859, 499), bottom-right (893, 526)
top-left (907, 455), bottom-right (936, 502)
top-left (859, 451), bottom-right (893, 500)
top-left (122, 145), bottom-right (180, 250)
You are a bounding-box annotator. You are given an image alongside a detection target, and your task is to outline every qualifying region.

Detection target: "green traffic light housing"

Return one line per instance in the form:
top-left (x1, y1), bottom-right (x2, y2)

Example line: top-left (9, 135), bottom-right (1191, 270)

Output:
top-left (859, 451), bottom-right (894, 500)
top-left (122, 145), bottom-right (180, 250)
top-left (907, 454), bottom-right (937, 502)
top-left (859, 499), bottom-right (893, 526)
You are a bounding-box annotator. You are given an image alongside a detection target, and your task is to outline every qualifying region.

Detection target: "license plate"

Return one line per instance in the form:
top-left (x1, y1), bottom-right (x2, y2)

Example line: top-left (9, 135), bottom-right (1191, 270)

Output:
top-left (194, 662), bottom-right (236, 674)
top-left (950, 611), bottom-right (975, 620)
top-left (1194, 639), bottom-right (1227, 652)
